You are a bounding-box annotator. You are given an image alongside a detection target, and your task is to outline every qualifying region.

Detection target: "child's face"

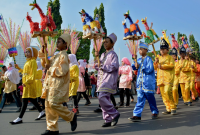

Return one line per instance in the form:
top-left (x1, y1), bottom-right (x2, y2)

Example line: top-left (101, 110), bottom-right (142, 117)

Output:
top-left (57, 38), bottom-right (67, 51)
top-left (104, 38), bottom-right (114, 51)
top-left (160, 49), bottom-right (169, 56)
top-left (8, 63), bottom-right (12, 68)
top-left (25, 50), bottom-right (32, 58)
top-left (180, 53), bottom-right (186, 59)
top-left (121, 61), bottom-right (125, 66)
top-left (172, 55), bottom-right (177, 60)
top-left (196, 60), bottom-right (199, 64)
top-left (185, 55), bottom-right (189, 60)
top-left (139, 48), bottom-right (147, 56)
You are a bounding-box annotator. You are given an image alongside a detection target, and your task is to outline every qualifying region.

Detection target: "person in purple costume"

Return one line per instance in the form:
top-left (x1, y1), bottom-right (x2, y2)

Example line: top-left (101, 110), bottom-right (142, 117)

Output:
top-left (95, 33), bottom-right (120, 127)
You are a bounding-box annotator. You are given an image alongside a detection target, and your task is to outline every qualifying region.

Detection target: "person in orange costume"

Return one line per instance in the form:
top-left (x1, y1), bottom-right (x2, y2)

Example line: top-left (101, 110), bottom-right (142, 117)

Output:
top-left (195, 58), bottom-right (200, 97)
top-left (187, 54), bottom-right (199, 101)
top-left (154, 39), bottom-right (176, 115)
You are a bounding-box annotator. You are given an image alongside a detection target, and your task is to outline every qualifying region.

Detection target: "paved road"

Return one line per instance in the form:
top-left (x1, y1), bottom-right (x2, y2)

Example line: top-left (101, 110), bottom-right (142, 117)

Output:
top-left (0, 95), bottom-right (200, 135)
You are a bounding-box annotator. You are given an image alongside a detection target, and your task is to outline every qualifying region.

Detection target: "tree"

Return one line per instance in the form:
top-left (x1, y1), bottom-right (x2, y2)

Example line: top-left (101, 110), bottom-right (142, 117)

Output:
top-left (189, 34), bottom-right (200, 59)
top-left (93, 7), bottom-right (98, 20)
top-left (92, 3), bottom-right (107, 58)
top-left (47, 0), bottom-right (63, 30)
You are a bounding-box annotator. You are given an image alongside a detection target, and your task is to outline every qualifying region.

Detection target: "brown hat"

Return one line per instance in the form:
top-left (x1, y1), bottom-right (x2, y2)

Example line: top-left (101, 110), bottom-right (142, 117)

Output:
top-left (60, 33), bottom-right (71, 47)
top-left (26, 47), bottom-right (38, 59)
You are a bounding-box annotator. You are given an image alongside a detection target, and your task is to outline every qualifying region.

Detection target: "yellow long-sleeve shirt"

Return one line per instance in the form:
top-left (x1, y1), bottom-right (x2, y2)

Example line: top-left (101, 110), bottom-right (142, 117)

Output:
top-left (69, 65), bottom-right (79, 97)
top-left (154, 54), bottom-right (175, 86)
top-left (173, 61), bottom-right (180, 87)
top-left (178, 59), bottom-right (191, 83)
top-left (19, 58), bottom-right (37, 98)
top-left (35, 70), bottom-right (43, 98)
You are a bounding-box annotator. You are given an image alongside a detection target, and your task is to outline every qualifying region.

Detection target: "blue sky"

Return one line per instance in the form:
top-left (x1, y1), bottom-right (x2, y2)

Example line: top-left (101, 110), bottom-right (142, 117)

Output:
top-left (1, 0), bottom-right (200, 64)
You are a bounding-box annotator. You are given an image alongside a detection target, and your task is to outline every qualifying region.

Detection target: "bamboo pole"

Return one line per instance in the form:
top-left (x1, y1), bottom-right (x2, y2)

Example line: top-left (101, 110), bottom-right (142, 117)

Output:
top-left (43, 35), bottom-right (49, 65)
top-left (94, 37), bottom-right (100, 67)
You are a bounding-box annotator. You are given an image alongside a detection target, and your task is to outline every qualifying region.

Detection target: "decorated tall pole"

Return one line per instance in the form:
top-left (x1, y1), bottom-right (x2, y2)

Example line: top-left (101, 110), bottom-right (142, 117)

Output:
top-left (0, 16), bottom-right (21, 64)
top-left (27, 1), bottom-right (57, 66)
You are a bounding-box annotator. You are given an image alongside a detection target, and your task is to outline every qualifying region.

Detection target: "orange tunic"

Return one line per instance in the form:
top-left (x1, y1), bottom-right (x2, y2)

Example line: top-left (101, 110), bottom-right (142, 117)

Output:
top-left (195, 64), bottom-right (200, 88)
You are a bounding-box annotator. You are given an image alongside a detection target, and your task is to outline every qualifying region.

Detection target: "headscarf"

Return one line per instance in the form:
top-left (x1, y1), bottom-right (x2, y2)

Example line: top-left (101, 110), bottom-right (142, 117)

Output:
top-left (26, 47), bottom-right (38, 59)
top-left (5, 61), bottom-right (20, 84)
top-left (122, 57), bottom-right (131, 66)
top-left (37, 61), bottom-right (42, 71)
top-left (78, 59), bottom-right (86, 75)
top-left (78, 59), bottom-right (85, 68)
top-left (68, 54), bottom-right (79, 68)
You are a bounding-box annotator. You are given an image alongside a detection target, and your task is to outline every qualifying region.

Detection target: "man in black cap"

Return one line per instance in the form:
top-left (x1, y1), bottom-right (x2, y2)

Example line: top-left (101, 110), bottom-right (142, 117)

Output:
top-left (154, 39), bottom-right (177, 115)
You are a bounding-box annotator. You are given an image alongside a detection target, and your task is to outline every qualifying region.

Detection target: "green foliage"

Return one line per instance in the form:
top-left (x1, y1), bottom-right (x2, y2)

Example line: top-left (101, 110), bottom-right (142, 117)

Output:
top-left (75, 32), bottom-right (91, 61)
top-left (189, 34), bottom-right (200, 59)
top-left (93, 7), bottom-right (98, 20)
top-left (47, 0), bottom-right (63, 30)
top-left (147, 50), bottom-right (160, 61)
top-left (92, 3), bottom-right (107, 58)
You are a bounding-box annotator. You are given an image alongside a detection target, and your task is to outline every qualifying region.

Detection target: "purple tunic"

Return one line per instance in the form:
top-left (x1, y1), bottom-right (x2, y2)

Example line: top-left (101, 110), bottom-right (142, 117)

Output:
top-left (95, 50), bottom-right (119, 94)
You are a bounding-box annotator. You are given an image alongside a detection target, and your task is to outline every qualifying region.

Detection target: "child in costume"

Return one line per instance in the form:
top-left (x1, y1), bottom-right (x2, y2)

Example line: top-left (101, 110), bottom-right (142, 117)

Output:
top-left (129, 41), bottom-right (159, 122)
top-left (39, 34), bottom-right (77, 135)
top-left (188, 55), bottom-right (199, 101)
top-left (178, 46), bottom-right (192, 106)
top-left (10, 47), bottom-right (45, 125)
top-left (36, 61), bottom-right (45, 109)
top-left (118, 57), bottom-right (132, 107)
top-left (77, 59), bottom-right (91, 105)
top-left (68, 54), bottom-right (79, 114)
top-left (171, 48), bottom-right (179, 106)
top-left (0, 62), bottom-right (22, 113)
top-left (195, 59), bottom-right (200, 96)
top-left (29, 61), bottom-right (45, 110)
top-left (95, 33), bottom-right (120, 127)
top-left (154, 39), bottom-right (177, 115)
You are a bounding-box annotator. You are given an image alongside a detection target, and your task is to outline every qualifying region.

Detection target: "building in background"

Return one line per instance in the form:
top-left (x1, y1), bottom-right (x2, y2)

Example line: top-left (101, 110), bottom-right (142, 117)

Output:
top-left (4, 45), bottom-right (40, 68)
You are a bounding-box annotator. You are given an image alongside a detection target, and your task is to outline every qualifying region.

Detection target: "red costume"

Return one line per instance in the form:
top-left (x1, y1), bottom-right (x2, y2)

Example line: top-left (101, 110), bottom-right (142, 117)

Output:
top-left (195, 64), bottom-right (200, 96)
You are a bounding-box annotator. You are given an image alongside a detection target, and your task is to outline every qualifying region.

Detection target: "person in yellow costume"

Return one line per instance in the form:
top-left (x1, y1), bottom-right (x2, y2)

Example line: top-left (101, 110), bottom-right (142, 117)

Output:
top-left (10, 47), bottom-right (45, 125)
top-left (39, 34), bottom-right (77, 135)
top-left (154, 39), bottom-right (177, 115)
top-left (187, 54), bottom-right (199, 101)
top-left (170, 48), bottom-right (179, 106)
top-left (68, 54), bottom-right (79, 114)
top-left (29, 61), bottom-right (45, 110)
top-left (178, 46), bottom-right (192, 106)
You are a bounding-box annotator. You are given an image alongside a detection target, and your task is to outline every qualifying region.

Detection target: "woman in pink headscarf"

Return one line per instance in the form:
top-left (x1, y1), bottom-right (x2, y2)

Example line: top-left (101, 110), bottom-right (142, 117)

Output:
top-left (118, 57), bottom-right (132, 107)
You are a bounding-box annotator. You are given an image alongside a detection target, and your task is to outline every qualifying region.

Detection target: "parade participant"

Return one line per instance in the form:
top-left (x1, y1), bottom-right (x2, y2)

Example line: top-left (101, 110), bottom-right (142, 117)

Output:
top-left (171, 48), bottom-right (179, 106)
top-left (95, 33), bottom-right (120, 127)
top-left (0, 62), bottom-right (22, 113)
top-left (195, 58), bottom-right (200, 96)
top-left (77, 59), bottom-right (91, 105)
top-left (10, 47), bottom-right (45, 125)
top-left (154, 39), bottom-right (177, 115)
top-left (129, 41), bottom-right (159, 122)
top-left (179, 46), bottom-right (192, 106)
top-left (90, 71), bottom-right (97, 98)
top-left (39, 34), bottom-right (77, 135)
top-left (68, 54), bottom-right (79, 114)
top-left (188, 55), bottom-right (199, 101)
top-left (118, 57), bottom-right (132, 107)
top-left (29, 61), bottom-right (45, 110)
